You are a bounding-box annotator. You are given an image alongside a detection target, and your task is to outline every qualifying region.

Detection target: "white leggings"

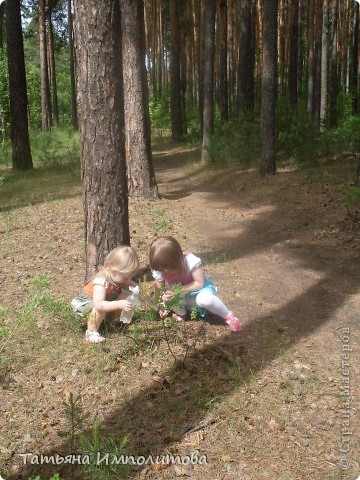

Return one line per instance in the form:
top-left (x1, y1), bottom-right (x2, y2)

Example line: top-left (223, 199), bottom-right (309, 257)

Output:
top-left (177, 290), bottom-right (231, 319)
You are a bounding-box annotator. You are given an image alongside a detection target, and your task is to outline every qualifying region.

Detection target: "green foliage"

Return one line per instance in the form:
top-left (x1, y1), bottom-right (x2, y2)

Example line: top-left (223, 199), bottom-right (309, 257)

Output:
top-left (141, 204), bottom-right (168, 233)
top-left (343, 186), bottom-right (360, 210)
top-left (22, 274), bottom-right (80, 334)
top-left (149, 86), bottom-right (171, 131)
top-left (276, 97), bottom-right (318, 164)
top-left (133, 278), bottom-right (203, 364)
top-left (209, 114), bottom-right (260, 165)
top-left (30, 128), bottom-right (80, 167)
top-left (58, 393), bottom-right (90, 456)
top-left (78, 420), bottom-right (131, 480)
top-left (322, 116), bottom-right (360, 154)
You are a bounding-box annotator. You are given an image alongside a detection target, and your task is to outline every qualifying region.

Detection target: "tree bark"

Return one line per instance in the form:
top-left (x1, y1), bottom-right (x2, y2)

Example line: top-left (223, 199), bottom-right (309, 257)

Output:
top-left (39, 0), bottom-right (52, 131)
top-left (289, 0), bottom-right (299, 106)
top-left (199, 0), bottom-right (206, 131)
top-left (313, 0), bottom-right (323, 127)
top-left (260, 0), bottom-right (277, 177)
top-left (352, 2), bottom-right (359, 113)
top-left (68, 0), bottom-right (78, 130)
top-left (5, 0), bottom-right (33, 171)
top-left (329, 0), bottom-right (338, 127)
top-left (320, 0), bottom-right (329, 131)
top-left (120, 0), bottom-right (159, 198)
top-left (201, 0), bottom-right (215, 164)
top-left (307, 0), bottom-right (315, 124)
top-left (74, 0), bottom-right (129, 280)
top-left (218, 0), bottom-right (228, 121)
top-left (237, 0), bottom-right (251, 111)
top-left (47, 10), bottom-right (59, 127)
top-left (169, 0), bottom-right (184, 141)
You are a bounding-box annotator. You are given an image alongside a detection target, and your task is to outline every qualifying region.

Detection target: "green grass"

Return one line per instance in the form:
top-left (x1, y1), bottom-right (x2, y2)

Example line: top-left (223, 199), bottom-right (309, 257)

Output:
top-left (0, 129), bottom-right (81, 213)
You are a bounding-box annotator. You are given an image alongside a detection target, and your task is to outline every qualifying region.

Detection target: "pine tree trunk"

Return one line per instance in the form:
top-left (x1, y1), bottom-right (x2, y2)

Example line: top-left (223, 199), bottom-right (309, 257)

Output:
top-left (320, 0), bottom-right (329, 131)
top-left (260, 0), bottom-right (277, 177)
top-left (201, 0), bottom-right (215, 164)
top-left (329, 0), bottom-right (338, 127)
top-left (289, 0), bottom-right (299, 106)
top-left (278, 0), bottom-right (286, 94)
top-left (218, 0), bottom-right (228, 121)
top-left (313, 0), bottom-right (323, 127)
top-left (68, 0), bottom-right (78, 130)
top-left (227, 0), bottom-right (234, 112)
top-left (297, 0), bottom-right (303, 97)
top-left (150, 0), bottom-right (157, 94)
top-left (157, 0), bottom-right (163, 95)
top-left (199, 0), bottom-right (206, 131)
top-left (237, 0), bottom-right (251, 111)
top-left (120, 0), bottom-right (159, 199)
top-left (39, 0), bottom-right (51, 132)
top-left (352, 2), bottom-right (359, 113)
top-left (73, 0), bottom-right (129, 280)
top-left (169, 0), bottom-right (184, 141)
top-left (47, 12), bottom-right (59, 127)
top-left (5, 0), bottom-right (33, 171)
top-left (307, 0), bottom-right (315, 125)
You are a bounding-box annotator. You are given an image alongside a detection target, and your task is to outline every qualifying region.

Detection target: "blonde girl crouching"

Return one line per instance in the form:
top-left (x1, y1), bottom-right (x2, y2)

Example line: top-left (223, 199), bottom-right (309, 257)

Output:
top-left (71, 245), bottom-right (140, 343)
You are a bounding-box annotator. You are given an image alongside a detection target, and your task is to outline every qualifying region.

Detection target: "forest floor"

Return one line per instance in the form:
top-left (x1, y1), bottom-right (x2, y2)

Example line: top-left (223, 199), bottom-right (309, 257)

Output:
top-left (0, 143), bottom-right (360, 480)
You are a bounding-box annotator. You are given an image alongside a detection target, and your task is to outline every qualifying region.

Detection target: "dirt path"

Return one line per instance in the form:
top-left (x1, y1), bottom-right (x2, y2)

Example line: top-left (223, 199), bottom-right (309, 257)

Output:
top-left (1, 145), bottom-right (360, 480)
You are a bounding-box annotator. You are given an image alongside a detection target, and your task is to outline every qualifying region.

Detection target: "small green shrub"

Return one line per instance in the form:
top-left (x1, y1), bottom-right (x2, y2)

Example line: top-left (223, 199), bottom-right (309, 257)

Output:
top-left (78, 420), bottom-right (131, 480)
top-left (343, 186), bottom-right (360, 210)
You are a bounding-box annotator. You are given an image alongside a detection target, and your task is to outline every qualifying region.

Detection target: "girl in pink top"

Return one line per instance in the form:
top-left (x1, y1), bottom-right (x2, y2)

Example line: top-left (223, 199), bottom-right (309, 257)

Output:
top-left (150, 236), bottom-right (244, 332)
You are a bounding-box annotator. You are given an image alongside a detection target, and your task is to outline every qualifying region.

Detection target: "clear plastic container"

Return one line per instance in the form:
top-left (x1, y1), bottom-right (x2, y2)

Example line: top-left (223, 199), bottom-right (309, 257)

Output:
top-left (120, 285), bottom-right (140, 324)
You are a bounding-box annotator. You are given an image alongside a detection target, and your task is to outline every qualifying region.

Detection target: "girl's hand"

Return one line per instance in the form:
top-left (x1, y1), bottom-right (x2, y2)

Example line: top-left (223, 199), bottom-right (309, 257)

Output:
top-left (117, 300), bottom-right (132, 311)
top-left (162, 289), bottom-right (174, 301)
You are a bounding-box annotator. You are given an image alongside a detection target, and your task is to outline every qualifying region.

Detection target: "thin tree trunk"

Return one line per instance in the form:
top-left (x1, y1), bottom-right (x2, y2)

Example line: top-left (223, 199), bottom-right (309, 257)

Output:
top-left (260, 0), bottom-right (277, 177)
top-left (329, 0), bottom-right (338, 127)
top-left (237, 0), bottom-right (251, 111)
top-left (47, 11), bottom-right (59, 127)
top-left (278, 0), bottom-right (286, 94)
top-left (218, 0), bottom-right (228, 121)
top-left (227, 0), bottom-right (234, 112)
top-left (39, 0), bottom-right (51, 132)
top-left (307, 0), bottom-right (315, 125)
top-left (297, 0), bottom-right (303, 98)
top-left (5, 0), bottom-right (33, 171)
top-left (169, 0), bottom-right (184, 141)
top-left (201, 0), bottom-right (215, 164)
top-left (352, 2), bottom-right (359, 113)
top-left (157, 0), bottom-right (163, 95)
top-left (68, 0), bottom-right (78, 130)
top-left (313, 0), bottom-right (323, 127)
top-left (151, 0), bottom-right (157, 94)
top-left (120, 0), bottom-right (159, 199)
top-left (199, 0), bottom-right (206, 131)
top-left (320, 0), bottom-right (329, 131)
top-left (74, 0), bottom-right (129, 280)
top-left (289, 0), bottom-right (299, 106)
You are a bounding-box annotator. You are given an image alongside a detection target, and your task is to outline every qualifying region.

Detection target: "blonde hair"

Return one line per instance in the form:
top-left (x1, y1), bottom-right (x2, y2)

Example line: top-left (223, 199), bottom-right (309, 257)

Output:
top-left (104, 245), bottom-right (139, 277)
top-left (149, 236), bottom-right (186, 274)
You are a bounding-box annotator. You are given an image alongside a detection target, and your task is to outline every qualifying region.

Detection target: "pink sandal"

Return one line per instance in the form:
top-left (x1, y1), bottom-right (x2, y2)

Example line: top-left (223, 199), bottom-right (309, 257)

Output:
top-left (172, 313), bottom-right (187, 322)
